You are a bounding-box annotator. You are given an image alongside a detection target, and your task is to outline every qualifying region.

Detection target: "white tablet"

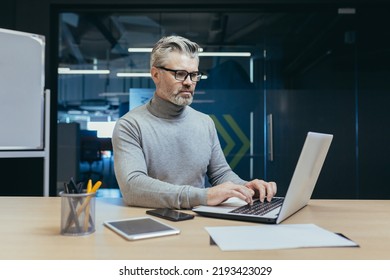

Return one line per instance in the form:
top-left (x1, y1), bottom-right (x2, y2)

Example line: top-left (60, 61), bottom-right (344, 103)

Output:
top-left (104, 216), bottom-right (180, 240)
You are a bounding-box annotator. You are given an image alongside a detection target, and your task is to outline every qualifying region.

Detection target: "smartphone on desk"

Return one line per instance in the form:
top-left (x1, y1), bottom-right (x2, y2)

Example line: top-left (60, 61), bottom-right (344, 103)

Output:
top-left (146, 208), bottom-right (195, 222)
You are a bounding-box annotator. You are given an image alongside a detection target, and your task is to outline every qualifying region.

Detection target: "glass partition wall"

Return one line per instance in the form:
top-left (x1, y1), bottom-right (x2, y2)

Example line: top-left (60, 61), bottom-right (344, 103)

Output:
top-left (57, 11), bottom-right (268, 194)
top-left (56, 5), bottom-right (390, 199)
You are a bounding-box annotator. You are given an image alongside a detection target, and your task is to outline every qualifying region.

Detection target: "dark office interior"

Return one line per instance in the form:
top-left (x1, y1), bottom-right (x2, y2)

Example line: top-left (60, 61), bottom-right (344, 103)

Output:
top-left (0, 0), bottom-right (389, 199)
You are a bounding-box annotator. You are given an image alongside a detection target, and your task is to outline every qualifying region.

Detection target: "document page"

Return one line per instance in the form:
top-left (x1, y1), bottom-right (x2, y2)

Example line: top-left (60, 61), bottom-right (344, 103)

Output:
top-left (205, 224), bottom-right (358, 251)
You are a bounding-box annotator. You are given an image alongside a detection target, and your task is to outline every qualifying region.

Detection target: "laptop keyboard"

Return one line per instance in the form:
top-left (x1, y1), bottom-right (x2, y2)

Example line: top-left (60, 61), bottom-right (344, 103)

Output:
top-left (229, 197), bottom-right (284, 216)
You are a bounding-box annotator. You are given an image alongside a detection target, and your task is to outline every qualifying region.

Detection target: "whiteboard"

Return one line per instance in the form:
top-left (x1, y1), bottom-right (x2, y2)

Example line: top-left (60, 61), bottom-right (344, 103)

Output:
top-left (0, 28), bottom-right (45, 150)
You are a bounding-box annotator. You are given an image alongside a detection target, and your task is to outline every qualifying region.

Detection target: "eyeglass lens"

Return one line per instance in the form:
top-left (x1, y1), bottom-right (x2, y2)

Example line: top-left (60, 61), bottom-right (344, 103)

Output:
top-left (176, 70), bottom-right (201, 82)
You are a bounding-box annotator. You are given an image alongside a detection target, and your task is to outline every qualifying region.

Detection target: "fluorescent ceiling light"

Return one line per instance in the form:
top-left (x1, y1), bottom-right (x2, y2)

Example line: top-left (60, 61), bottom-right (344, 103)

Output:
top-left (58, 68), bottom-right (110, 75)
top-left (199, 52), bottom-right (251, 57)
top-left (338, 8), bottom-right (356, 14)
top-left (128, 48), bottom-right (153, 52)
top-left (98, 92), bottom-right (129, 97)
top-left (127, 48), bottom-right (251, 57)
top-left (116, 73), bottom-right (151, 77)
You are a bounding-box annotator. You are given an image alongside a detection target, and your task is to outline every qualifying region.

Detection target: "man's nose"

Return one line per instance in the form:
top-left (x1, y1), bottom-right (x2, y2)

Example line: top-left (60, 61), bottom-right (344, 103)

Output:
top-left (182, 74), bottom-right (193, 84)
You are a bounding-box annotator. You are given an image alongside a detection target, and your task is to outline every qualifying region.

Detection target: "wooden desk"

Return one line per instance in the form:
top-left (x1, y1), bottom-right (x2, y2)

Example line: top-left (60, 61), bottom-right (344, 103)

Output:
top-left (1, 197), bottom-right (390, 260)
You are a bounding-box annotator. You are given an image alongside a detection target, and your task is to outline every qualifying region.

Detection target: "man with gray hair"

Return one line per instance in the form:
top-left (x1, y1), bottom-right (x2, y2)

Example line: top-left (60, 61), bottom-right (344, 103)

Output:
top-left (112, 35), bottom-right (277, 209)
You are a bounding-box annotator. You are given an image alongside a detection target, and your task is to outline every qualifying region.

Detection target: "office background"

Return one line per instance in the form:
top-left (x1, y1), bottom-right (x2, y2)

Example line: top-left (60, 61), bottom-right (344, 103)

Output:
top-left (0, 0), bottom-right (389, 199)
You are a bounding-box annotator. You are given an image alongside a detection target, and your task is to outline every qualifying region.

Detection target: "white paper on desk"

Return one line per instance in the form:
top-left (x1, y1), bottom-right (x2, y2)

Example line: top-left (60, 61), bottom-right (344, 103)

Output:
top-left (205, 224), bottom-right (358, 251)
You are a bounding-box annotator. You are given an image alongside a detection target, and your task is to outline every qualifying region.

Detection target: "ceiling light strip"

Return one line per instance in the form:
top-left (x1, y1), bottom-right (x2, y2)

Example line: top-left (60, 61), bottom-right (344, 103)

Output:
top-left (58, 68), bottom-right (110, 75)
top-left (199, 52), bottom-right (251, 57)
top-left (128, 48), bottom-right (251, 57)
top-left (116, 73), bottom-right (151, 77)
top-left (128, 48), bottom-right (153, 52)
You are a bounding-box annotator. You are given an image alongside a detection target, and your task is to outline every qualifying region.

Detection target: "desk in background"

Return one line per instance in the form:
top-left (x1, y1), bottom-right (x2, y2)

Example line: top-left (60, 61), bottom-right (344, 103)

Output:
top-left (1, 197), bottom-right (390, 260)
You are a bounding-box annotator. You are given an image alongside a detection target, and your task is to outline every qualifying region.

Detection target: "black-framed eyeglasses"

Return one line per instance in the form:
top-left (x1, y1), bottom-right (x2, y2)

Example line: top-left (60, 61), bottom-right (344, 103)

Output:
top-left (157, 66), bottom-right (203, 82)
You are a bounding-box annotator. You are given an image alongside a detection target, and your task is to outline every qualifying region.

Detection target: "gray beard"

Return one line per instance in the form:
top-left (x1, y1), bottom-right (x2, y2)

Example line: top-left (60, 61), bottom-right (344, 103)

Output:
top-left (171, 95), bottom-right (193, 106)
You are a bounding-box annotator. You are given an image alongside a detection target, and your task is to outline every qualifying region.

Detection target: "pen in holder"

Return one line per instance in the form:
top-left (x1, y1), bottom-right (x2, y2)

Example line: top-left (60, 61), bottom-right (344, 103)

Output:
top-left (60, 190), bottom-right (96, 236)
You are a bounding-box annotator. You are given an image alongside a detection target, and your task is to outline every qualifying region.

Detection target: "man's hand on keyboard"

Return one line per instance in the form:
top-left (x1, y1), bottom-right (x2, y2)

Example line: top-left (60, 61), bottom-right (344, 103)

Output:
top-left (245, 179), bottom-right (277, 203)
top-left (206, 181), bottom-right (255, 206)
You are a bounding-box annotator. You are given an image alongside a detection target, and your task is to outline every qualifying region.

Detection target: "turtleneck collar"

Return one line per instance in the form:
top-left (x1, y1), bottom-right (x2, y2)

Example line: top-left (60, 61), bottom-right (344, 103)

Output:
top-left (146, 93), bottom-right (188, 119)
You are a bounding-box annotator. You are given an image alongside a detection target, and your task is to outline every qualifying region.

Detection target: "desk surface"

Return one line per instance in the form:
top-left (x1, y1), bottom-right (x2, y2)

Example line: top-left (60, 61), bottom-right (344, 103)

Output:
top-left (1, 197), bottom-right (390, 260)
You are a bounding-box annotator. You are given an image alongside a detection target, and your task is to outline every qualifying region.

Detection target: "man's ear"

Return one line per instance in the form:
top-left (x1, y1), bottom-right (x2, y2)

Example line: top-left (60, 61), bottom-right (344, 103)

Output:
top-left (150, 67), bottom-right (160, 83)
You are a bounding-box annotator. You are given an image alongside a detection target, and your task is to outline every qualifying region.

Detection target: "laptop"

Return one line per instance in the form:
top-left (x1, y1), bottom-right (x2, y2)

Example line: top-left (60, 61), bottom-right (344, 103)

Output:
top-left (193, 132), bottom-right (333, 224)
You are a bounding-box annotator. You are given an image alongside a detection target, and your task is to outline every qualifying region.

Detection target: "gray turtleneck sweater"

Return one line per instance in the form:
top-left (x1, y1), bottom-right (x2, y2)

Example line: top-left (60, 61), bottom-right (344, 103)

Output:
top-left (112, 94), bottom-right (246, 209)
